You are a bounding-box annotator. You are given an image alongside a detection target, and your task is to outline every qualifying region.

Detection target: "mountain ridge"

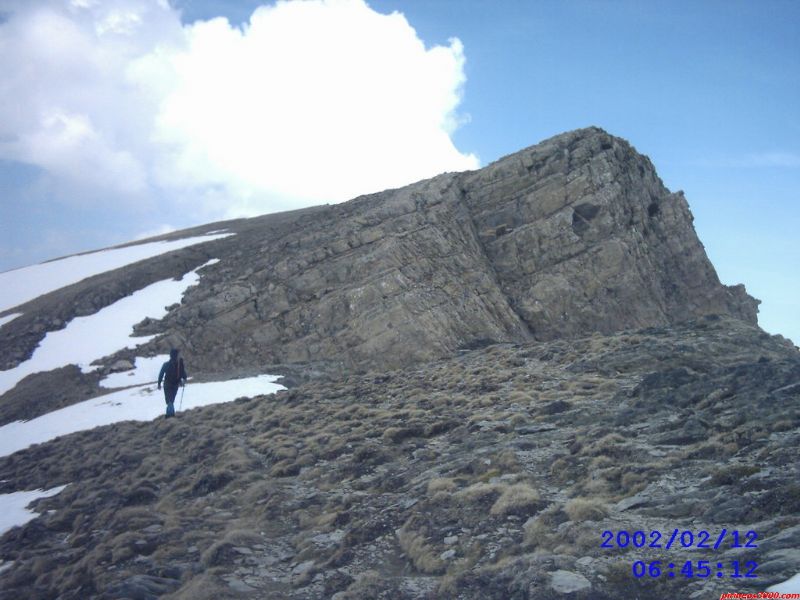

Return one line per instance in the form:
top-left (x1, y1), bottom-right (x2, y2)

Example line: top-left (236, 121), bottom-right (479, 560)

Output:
top-left (2, 127), bottom-right (796, 600)
top-left (0, 127), bottom-right (760, 385)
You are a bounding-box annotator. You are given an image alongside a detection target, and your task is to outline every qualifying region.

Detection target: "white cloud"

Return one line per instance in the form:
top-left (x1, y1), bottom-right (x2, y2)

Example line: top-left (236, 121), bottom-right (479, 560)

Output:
top-left (17, 109), bottom-right (148, 194)
top-left (0, 0), bottom-right (477, 219)
top-left (0, 0), bottom-right (180, 201)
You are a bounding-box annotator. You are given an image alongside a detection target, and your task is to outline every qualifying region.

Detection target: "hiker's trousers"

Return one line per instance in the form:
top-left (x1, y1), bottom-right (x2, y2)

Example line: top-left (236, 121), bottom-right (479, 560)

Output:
top-left (164, 385), bottom-right (179, 417)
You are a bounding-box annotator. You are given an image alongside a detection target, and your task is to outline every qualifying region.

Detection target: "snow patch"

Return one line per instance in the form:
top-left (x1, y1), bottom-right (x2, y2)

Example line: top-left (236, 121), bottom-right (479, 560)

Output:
top-left (0, 485), bottom-right (68, 536)
top-left (100, 355), bottom-right (169, 388)
top-left (0, 260), bottom-right (216, 396)
top-left (768, 571), bottom-right (800, 593)
top-left (0, 313), bottom-right (21, 329)
top-left (0, 375), bottom-right (284, 457)
top-left (0, 232), bottom-right (232, 312)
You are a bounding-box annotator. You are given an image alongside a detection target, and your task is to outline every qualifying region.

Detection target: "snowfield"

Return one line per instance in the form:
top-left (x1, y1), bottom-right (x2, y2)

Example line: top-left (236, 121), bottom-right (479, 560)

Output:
top-left (0, 374), bottom-right (284, 458)
top-left (0, 260), bottom-right (216, 395)
top-left (0, 232), bottom-right (231, 313)
top-left (0, 313), bottom-right (21, 329)
top-left (0, 485), bottom-right (68, 537)
top-left (99, 355), bottom-right (170, 388)
top-left (768, 572), bottom-right (800, 593)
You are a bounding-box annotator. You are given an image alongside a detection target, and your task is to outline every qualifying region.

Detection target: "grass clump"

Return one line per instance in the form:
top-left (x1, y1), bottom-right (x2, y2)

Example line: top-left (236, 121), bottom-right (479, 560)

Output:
top-left (522, 505), bottom-right (566, 549)
top-left (427, 477), bottom-right (457, 497)
top-left (685, 440), bottom-right (736, 459)
top-left (494, 449), bottom-right (522, 473)
top-left (563, 497), bottom-right (609, 522)
top-left (396, 523), bottom-right (445, 574)
top-left (334, 570), bottom-right (396, 599)
top-left (382, 424), bottom-right (424, 443)
top-left (490, 483), bottom-right (541, 517)
top-left (709, 465), bottom-right (760, 486)
top-left (549, 456), bottom-right (580, 484)
top-left (168, 574), bottom-right (233, 600)
top-left (269, 459), bottom-right (301, 477)
top-left (507, 390), bottom-right (534, 404)
top-left (201, 530), bottom-right (263, 567)
top-left (583, 433), bottom-right (629, 458)
top-left (454, 482), bottom-right (505, 508)
top-left (620, 470), bottom-right (647, 494)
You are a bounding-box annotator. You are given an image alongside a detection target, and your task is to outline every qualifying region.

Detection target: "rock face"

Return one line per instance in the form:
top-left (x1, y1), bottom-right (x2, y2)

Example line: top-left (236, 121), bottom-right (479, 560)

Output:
top-left (459, 129), bottom-right (758, 339)
top-left (0, 128), bottom-right (757, 382)
top-left (164, 128), bottom-right (755, 373)
top-left (174, 128), bottom-right (760, 365)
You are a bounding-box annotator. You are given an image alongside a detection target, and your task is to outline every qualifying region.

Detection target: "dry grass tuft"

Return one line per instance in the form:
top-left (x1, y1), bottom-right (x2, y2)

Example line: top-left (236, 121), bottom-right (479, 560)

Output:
top-left (333, 570), bottom-right (387, 599)
top-left (620, 470), bottom-right (647, 494)
top-left (201, 530), bottom-right (263, 567)
top-left (564, 497), bottom-right (609, 521)
top-left (168, 573), bottom-right (234, 600)
top-left (584, 433), bottom-right (629, 458)
top-left (770, 419), bottom-right (795, 432)
top-left (549, 456), bottom-right (580, 484)
top-left (507, 390), bottom-right (534, 404)
top-left (489, 483), bottom-right (541, 517)
top-left (494, 449), bottom-right (522, 473)
top-left (522, 505), bottom-right (565, 549)
top-left (589, 455), bottom-right (615, 470)
top-left (381, 424), bottom-right (424, 443)
top-left (709, 464), bottom-right (760, 486)
top-left (454, 482), bottom-right (505, 508)
top-left (396, 525), bottom-right (445, 574)
top-left (427, 477), bottom-right (457, 497)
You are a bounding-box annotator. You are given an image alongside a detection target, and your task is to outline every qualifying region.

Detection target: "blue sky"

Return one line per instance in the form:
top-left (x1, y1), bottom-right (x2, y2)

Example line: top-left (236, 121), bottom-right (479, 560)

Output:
top-left (1, 0), bottom-right (798, 343)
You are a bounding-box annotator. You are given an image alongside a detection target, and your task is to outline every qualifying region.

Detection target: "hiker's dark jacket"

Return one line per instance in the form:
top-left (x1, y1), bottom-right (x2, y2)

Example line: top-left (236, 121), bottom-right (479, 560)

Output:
top-left (158, 357), bottom-right (187, 389)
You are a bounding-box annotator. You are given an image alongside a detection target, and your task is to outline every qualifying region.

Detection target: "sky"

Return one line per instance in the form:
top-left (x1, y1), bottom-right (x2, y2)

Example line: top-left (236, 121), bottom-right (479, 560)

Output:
top-left (0, 0), bottom-right (797, 343)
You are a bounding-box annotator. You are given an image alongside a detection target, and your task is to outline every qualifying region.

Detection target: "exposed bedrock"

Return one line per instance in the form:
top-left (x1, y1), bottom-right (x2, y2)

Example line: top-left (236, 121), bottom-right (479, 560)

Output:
top-left (147, 127), bottom-right (757, 372)
top-left (0, 127), bottom-right (759, 378)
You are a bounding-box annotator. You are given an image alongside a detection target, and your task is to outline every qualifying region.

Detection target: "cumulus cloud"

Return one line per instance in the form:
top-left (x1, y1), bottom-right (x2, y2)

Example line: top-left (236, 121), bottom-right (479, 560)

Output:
top-left (0, 0), bottom-right (478, 219)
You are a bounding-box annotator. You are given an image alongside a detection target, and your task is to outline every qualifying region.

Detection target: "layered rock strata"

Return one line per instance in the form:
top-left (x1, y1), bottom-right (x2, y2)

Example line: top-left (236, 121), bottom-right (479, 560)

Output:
top-left (162, 127), bottom-right (755, 371)
top-left (0, 127), bottom-right (759, 381)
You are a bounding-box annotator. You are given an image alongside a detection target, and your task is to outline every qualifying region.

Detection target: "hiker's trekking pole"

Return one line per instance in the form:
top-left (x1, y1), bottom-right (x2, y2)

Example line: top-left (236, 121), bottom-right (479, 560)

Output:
top-left (179, 384), bottom-right (185, 411)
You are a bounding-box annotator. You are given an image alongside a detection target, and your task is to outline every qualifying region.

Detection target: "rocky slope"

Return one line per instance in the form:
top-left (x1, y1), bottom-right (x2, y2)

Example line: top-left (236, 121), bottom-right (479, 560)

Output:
top-left (1, 316), bottom-right (798, 599)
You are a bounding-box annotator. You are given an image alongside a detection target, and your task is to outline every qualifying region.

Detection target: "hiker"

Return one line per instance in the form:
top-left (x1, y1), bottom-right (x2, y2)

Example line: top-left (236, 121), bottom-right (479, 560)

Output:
top-left (157, 348), bottom-right (188, 418)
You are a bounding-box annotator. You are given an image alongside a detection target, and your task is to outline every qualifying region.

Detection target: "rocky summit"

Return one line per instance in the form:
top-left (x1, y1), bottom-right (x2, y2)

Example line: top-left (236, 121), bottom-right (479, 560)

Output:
top-left (1, 128), bottom-right (758, 382)
top-left (0, 127), bottom-right (797, 599)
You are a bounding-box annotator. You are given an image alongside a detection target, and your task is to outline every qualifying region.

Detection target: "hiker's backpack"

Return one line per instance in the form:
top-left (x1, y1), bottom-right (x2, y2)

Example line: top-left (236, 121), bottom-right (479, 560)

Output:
top-left (164, 359), bottom-right (182, 386)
